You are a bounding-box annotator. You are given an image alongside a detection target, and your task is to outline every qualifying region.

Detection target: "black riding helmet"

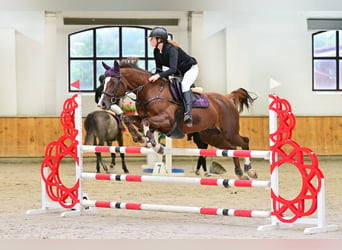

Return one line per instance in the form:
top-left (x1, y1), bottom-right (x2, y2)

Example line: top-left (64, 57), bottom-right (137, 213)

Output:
top-left (148, 27), bottom-right (168, 41)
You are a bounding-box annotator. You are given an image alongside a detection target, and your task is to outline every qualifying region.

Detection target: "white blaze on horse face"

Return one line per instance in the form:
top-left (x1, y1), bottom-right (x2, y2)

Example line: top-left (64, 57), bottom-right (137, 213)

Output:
top-left (97, 77), bottom-right (111, 107)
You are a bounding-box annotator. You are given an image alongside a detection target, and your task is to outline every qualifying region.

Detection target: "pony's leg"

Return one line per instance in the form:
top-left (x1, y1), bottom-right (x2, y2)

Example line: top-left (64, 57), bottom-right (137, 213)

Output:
top-left (95, 152), bottom-right (101, 173)
top-left (93, 136), bottom-right (101, 173)
top-left (95, 152), bottom-right (108, 173)
top-left (107, 141), bottom-right (116, 169)
top-left (97, 140), bottom-right (109, 173)
top-left (117, 131), bottom-right (129, 173)
top-left (110, 153), bottom-right (116, 169)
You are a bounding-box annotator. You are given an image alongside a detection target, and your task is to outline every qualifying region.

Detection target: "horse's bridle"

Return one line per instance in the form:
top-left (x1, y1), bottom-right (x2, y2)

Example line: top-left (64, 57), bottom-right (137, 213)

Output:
top-left (101, 77), bottom-right (128, 104)
top-left (103, 73), bottom-right (180, 115)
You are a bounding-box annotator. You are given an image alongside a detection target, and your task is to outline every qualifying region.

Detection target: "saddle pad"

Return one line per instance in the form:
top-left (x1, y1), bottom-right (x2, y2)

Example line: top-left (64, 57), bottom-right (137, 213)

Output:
top-left (169, 83), bottom-right (209, 108)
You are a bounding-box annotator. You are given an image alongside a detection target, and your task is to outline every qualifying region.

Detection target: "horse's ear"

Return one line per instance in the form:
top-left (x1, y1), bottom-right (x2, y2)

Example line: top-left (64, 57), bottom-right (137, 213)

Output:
top-left (114, 60), bottom-right (119, 71)
top-left (102, 61), bottom-right (110, 70)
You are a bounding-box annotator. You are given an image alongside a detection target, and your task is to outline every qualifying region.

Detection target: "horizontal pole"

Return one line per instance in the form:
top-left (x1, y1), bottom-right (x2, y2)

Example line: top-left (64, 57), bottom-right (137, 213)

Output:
top-left (81, 145), bottom-right (270, 159)
top-left (82, 200), bottom-right (271, 218)
top-left (81, 173), bottom-right (271, 188)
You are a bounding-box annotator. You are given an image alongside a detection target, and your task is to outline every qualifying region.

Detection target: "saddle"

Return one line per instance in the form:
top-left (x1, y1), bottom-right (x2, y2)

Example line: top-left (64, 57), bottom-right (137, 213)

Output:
top-left (102, 109), bottom-right (121, 123)
top-left (169, 76), bottom-right (209, 108)
top-left (165, 76), bottom-right (209, 139)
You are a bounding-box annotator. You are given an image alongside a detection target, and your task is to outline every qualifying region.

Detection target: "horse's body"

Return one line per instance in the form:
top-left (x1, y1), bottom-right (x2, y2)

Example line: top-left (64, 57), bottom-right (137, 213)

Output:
top-left (84, 110), bottom-right (128, 173)
top-left (100, 59), bottom-right (256, 179)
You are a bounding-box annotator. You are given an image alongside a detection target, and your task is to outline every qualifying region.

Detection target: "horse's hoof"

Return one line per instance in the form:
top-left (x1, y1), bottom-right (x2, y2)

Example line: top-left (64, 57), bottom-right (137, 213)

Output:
top-left (237, 174), bottom-right (250, 180)
top-left (195, 170), bottom-right (200, 175)
top-left (244, 164), bottom-right (258, 179)
top-left (123, 169), bottom-right (129, 174)
top-left (247, 169), bottom-right (258, 179)
top-left (110, 163), bottom-right (115, 169)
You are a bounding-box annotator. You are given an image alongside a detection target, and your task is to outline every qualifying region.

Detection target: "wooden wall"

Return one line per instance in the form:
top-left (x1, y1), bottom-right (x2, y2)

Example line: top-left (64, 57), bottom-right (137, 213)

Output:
top-left (0, 116), bottom-right (341, 157)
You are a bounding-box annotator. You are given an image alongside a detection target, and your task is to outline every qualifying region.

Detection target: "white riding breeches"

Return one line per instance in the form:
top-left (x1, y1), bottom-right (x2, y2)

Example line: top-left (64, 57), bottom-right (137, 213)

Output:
top-left (181, 64), bottom-right (199, 92)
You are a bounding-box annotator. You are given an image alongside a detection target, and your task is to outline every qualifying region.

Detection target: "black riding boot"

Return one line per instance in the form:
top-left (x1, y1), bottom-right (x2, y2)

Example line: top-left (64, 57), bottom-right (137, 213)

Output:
top-left (182, 90), bottom-right (193, 127)
top-left (118, 113), bottom-right (124, 130)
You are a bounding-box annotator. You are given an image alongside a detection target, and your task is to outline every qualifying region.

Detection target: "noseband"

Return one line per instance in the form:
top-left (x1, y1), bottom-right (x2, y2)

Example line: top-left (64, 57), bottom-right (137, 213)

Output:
top-left (102, 77), bottom-right (127, 104)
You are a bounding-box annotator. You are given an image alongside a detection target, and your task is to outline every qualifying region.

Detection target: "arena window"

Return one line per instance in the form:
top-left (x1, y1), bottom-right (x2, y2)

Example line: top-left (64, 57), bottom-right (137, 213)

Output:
top-left (312, 30), bottom-right (342, 91)
top-left (68, 26), bottom-right (167, 92)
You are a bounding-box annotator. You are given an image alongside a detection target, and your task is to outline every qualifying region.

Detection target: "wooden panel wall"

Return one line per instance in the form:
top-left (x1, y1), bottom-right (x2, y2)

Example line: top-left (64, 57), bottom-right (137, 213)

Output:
top-left (0, 116), bottom-right (341, 157)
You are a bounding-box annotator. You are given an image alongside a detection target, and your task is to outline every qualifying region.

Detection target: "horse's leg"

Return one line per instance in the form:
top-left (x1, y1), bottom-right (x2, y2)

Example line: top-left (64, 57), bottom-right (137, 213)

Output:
top-left (228, 134), bottom-right (257, 180)
top-left (241, 136), bottom-right (257, 178)
top-left (199, 129), bottom-right (250, 180)
top-left (232, 157), bottom-right (248, 180)
top-left (117, 131), bottom-right (129, 173)
top-left (141, 119), bottom-right (164, 154)
top-left (123, 115), bottom-right (147, 146)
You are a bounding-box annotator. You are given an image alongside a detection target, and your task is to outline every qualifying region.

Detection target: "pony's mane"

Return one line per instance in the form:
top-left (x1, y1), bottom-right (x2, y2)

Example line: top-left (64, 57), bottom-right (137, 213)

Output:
top-left (120, 58), bottom-right (147, 73)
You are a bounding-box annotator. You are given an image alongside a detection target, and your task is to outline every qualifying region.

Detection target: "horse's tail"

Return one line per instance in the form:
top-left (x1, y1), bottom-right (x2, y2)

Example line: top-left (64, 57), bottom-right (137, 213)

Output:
top-left (84, 113), bottom-right (96, 145)
top-left (225, 88), bottom-right (257, 113)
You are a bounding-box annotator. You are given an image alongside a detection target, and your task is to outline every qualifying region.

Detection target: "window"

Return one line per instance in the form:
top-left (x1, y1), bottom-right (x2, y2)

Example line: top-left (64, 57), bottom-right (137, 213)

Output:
top-left (68, 26), bottom-right (167, 92)
top-left (312, 30), bottom-right (342, 91)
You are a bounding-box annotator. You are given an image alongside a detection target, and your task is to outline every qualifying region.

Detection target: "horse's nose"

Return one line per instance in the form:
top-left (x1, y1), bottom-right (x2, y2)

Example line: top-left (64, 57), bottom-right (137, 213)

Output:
top-left (103, 100), bottom-right (111, 110)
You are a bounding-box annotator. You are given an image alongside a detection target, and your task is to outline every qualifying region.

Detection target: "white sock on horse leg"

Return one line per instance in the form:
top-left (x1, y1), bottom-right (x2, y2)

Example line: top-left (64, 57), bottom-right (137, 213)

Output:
top-left (244, 157), bottom-right (251, 165)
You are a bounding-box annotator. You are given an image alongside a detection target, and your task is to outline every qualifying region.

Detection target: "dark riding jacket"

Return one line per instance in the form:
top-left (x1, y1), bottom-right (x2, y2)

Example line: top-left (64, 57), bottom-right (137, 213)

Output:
top-left (154, 43), bottom-right (197, 78)
top-left (95, 84), bottom-right (104, 104)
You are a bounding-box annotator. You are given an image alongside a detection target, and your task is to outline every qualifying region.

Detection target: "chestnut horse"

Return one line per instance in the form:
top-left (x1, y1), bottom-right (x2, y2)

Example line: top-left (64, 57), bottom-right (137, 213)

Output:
top-left (100, 59), bottom-right (257, 180)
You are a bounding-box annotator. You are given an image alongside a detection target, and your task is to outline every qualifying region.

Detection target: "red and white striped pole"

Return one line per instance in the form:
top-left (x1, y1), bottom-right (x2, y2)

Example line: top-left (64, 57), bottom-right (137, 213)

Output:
top-left (82, 200), bottom-right (271, 218)
top-left (82, 172), bottom-right (270, 188)
top-left (81, 145), bottom-right (270, 159)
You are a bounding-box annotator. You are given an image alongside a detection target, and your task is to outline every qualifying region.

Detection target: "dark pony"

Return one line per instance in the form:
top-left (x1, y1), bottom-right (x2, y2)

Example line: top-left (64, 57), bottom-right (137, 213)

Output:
top-left (99, 59), bottom-right (257, 179)
top-left (84, 110), bottom-right (128, 174)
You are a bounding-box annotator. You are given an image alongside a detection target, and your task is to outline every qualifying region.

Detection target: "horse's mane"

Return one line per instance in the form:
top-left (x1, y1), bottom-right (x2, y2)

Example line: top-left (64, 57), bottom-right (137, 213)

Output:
top-left (120, 58), bottom-right (148, 74)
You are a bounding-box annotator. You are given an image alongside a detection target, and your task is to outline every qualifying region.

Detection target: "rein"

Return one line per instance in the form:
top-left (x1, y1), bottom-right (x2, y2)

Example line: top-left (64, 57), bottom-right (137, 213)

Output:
top-left (103, 66), bottom-right (181, 116)
top-left (134, 79), bottom-right (180, 106)
top-left (110, 76), bottom-right (180, 113)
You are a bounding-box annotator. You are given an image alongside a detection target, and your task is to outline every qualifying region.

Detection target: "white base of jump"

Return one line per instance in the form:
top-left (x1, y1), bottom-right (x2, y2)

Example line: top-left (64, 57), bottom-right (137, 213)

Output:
top-left (258, 179), bottom-right (338, 234)
top-left (258, 221), bottom-right (339, 235)
top-left (26, 205), bottom-right (66, 215)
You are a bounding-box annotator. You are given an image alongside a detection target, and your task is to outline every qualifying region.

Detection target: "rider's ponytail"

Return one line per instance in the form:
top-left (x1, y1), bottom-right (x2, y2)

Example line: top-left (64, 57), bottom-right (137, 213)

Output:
top-left (167, 39), bottom-right (181, 49)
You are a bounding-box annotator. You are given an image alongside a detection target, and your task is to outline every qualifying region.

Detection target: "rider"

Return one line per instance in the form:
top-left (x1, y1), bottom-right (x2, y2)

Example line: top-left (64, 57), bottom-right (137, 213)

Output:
top-left (148, 27), bottom-right (198, 127)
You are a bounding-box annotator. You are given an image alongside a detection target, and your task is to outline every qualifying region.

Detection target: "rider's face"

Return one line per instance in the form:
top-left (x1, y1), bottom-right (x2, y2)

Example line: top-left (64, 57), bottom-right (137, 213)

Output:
top-left (149, 37), bottom-right (157, 47)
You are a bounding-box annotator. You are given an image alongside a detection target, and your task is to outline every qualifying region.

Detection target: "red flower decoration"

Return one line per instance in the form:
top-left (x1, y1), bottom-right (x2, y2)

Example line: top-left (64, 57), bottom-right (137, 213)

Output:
top-left (41, 95), bottom-right (79, 208)
top-left (269, 95), bottom-right (323, 223)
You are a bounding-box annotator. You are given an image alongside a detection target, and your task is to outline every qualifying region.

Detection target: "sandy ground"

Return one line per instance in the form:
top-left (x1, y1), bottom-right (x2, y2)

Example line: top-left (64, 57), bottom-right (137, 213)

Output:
top-left (0, 156), bottom-right (341, 240)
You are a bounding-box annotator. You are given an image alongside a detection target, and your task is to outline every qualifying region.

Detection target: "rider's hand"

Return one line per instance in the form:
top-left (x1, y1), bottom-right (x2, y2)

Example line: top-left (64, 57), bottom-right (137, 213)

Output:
top-left (149, 74), bottom-right (160, 83)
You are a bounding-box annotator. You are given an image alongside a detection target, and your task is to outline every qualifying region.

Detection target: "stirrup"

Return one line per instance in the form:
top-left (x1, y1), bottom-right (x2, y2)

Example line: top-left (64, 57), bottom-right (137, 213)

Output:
top-left (184, 113), bottom-right (192, 127)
